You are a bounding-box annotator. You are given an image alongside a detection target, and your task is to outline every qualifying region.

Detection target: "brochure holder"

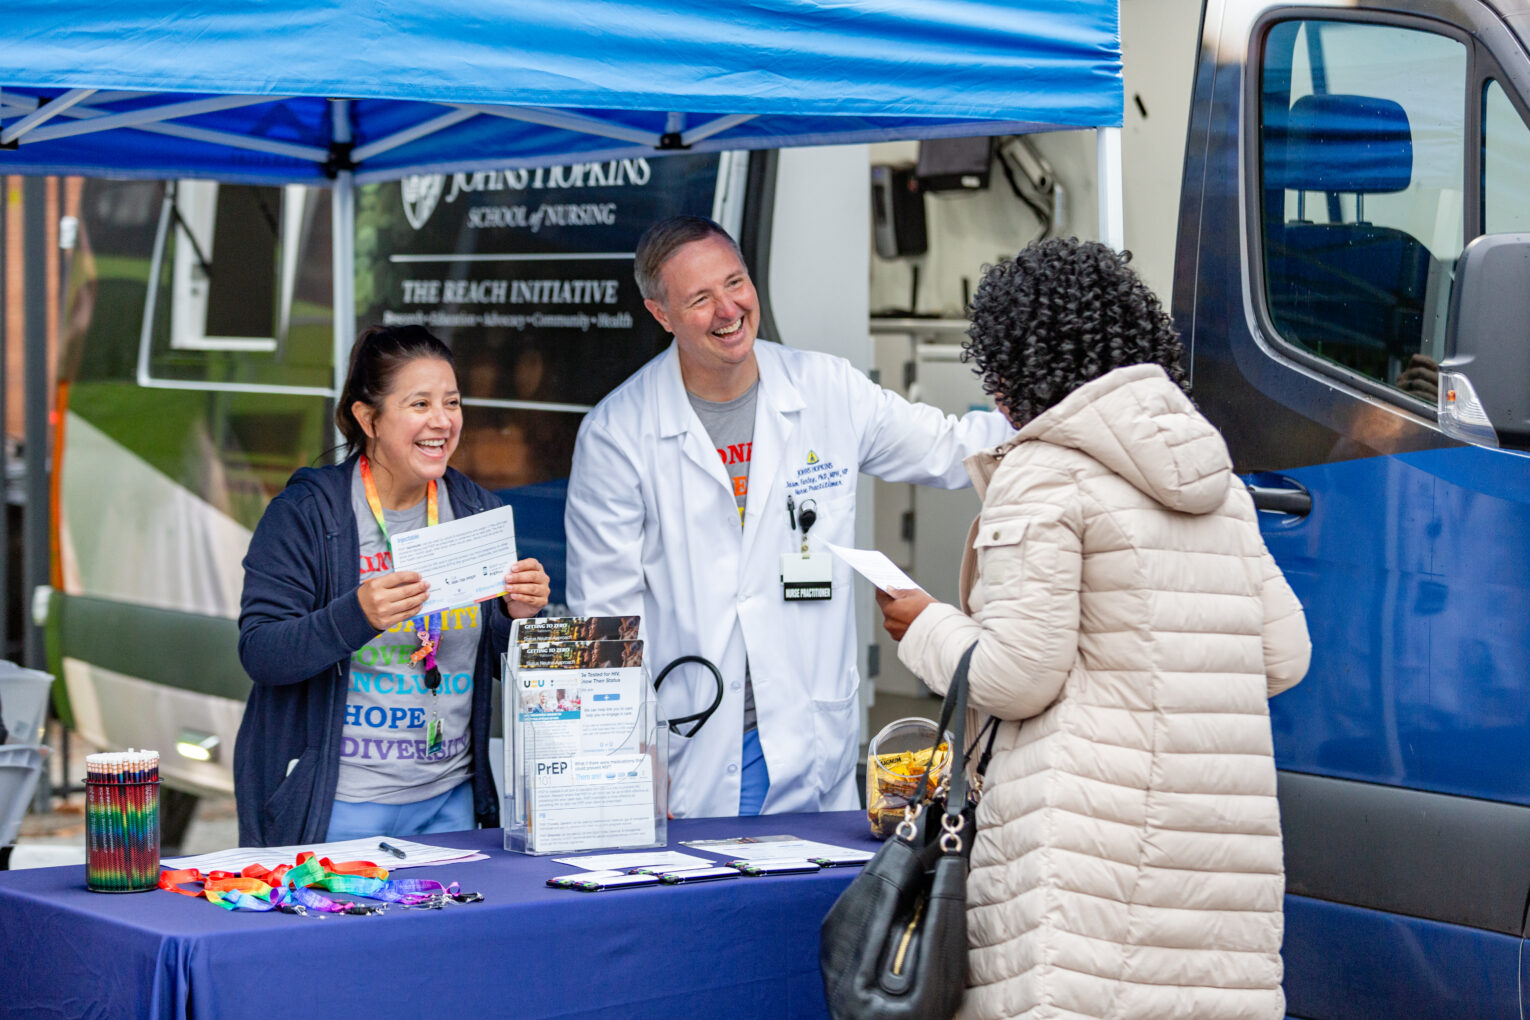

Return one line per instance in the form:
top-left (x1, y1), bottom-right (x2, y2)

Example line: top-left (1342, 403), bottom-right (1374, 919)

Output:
top-left (502, 631), bottom-right (668, 856)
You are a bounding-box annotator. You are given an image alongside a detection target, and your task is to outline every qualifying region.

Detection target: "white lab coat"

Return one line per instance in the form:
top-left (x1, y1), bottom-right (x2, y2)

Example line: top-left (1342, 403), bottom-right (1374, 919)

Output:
top-left (564, 340), bottom-right (1012, 817)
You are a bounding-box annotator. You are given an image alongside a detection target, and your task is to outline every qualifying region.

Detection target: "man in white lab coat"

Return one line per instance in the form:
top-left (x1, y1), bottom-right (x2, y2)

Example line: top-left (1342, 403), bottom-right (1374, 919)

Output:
top-left (564, 216), bottom-right (1011, 818)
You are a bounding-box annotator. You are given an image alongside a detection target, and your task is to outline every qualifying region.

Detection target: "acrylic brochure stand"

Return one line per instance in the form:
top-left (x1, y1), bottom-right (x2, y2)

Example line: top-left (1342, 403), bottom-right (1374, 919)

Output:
top-left (502, 629), bottom-right (668, 856)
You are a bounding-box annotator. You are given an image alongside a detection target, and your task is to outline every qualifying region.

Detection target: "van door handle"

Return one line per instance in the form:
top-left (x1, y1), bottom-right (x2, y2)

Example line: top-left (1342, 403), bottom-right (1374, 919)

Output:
top-left (1246, 477), bottom-right (1312, 517)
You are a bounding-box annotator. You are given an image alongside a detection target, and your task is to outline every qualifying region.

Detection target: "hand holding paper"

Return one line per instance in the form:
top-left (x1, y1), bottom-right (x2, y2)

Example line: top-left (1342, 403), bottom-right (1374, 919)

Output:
top-left (357, 570), bottom-right (431, 631)
top-left (875, 587), bottom-right (937, 642)
top-left (819, 541), bottom-right (940, 643)
top-left (502, 558), bottom-right (551, 618)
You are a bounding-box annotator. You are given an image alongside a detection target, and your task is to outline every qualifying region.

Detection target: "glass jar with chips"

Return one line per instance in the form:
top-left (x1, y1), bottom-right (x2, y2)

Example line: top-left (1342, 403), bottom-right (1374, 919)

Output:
top-left (865, 717), bottom-right (953, 839)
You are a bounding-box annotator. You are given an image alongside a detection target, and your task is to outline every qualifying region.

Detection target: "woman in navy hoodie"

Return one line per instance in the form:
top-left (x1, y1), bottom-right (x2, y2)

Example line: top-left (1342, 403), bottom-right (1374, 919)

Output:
top-left (235, 324), bottom-right (549, 847)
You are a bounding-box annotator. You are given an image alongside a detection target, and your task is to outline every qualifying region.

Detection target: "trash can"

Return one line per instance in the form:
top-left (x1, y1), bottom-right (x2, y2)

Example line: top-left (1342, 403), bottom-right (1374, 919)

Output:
top-left (0, 661), bottom-right (54, 746)
top-left (0, 745), bottom-right (47, 847)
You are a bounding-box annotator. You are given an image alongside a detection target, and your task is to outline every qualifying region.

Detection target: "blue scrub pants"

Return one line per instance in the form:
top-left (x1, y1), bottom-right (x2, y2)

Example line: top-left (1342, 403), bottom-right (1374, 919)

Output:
top-left (739, 727), bottom-right (771, 816)
top-left (327, 780), bottom-right (474, 841)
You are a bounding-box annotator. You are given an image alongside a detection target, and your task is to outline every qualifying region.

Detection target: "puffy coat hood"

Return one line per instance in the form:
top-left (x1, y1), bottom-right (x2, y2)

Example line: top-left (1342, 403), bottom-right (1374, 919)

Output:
top-left (1014, 363), bottom-right (1232, 515)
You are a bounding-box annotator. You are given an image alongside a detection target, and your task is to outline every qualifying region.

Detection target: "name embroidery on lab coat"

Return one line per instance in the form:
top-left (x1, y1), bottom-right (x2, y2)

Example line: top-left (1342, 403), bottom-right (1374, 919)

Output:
top-left (788, 452), bottom-right (851, 497)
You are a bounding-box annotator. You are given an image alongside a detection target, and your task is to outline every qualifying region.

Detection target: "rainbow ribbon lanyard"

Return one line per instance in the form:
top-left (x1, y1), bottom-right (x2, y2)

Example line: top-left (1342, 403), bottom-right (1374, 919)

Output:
top-left (160, 868), bottom-right (303, 914)
top-left (160, 855), bottom-right (483, 916)
top-left (359, 454), bottom-right (446, 757)
top-left (288, 852), bottom-right (482, 906)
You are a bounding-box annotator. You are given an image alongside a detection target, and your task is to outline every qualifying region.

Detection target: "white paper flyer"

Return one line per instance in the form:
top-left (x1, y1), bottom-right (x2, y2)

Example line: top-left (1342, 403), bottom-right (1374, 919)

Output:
top-left (529, 754), bottom-right (656, 852)
top-left (509, 635), bottom-right (657, 852)
top-left (390, 503), bottom-right (518, 614)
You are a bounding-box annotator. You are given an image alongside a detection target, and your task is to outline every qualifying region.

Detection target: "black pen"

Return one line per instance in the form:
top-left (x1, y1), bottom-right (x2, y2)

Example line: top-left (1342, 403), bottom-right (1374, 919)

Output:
top-left (786, 493), bottom-right (797, 531)
top-left (378, 841), bottom-right (408, 860)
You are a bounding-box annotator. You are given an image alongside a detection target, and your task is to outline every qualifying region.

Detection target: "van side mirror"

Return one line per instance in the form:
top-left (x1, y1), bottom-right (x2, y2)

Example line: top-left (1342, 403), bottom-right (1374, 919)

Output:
top-left (1439, 232), bottom-right (1530, 448)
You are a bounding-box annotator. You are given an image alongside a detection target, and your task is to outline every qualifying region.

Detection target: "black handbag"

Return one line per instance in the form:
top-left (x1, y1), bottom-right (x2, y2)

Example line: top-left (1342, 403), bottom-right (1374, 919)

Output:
top-left (820, 644), bottom-right (999, 1020)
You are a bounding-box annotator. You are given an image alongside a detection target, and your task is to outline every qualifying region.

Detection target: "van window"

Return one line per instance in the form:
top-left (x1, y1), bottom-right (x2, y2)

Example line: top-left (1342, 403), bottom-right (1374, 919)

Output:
top-left (1260, 20), bottom-right (1465, 397)
top-left (1483, 80), bottom-right (1530, 235)
top-left (144, 181), bottom-right (333, 391)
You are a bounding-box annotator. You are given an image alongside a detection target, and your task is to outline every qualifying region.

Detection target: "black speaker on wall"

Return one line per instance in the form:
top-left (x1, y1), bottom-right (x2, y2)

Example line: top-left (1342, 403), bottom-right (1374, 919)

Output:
top-left (915, 136), bottom-right (994, 192)
top-left (870, 164), bottom-right (928, 259)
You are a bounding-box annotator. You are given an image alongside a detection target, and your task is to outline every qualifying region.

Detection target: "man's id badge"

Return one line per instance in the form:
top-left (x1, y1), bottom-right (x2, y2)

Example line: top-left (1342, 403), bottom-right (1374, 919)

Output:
top-left (781, 552), bottom-right (833, 601)
top-left (426, 714), bottom-right (445, 757)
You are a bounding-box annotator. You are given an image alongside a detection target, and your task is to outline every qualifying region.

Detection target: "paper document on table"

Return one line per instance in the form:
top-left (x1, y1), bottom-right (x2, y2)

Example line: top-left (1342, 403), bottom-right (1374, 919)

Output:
top-left (553, 850), bottom-right (713, 871)
top-left (390, 504), bottom-right (517, 615)
top-left (680, 834), bottom-right (873, 862)
top-left (822, 541), bottom-right (923, 594)
top-left (162, 836), bottom-right (487, 872)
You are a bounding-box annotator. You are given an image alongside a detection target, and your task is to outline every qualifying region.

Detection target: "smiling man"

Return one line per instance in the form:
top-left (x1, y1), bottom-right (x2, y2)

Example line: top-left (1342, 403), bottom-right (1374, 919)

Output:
top-left (564, 215), bottom-right (1012, 819)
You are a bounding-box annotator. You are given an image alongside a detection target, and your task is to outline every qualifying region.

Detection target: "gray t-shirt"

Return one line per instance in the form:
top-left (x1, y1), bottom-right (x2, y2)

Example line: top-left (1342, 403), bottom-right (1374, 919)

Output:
top-left (688, 380), bottom-right (757, 522)
top-left (688, 381), bottom-right (759, 732)
top-left (336, 463), bottom-right (479, 804)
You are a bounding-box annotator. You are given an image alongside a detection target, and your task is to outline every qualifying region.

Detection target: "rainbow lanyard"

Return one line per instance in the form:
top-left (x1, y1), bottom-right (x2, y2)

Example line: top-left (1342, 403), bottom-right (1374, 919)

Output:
top-left (160, 854), bottom-right (483, 915)
top-left (359, 454), bottom-right (446, 757)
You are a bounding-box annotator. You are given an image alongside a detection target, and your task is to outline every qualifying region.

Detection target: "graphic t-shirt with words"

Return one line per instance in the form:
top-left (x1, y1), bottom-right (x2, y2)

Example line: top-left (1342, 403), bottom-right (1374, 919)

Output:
top-left (336, 463), bottom-right (479, 805)
top-left (687, 380), bottom-right (759, 730)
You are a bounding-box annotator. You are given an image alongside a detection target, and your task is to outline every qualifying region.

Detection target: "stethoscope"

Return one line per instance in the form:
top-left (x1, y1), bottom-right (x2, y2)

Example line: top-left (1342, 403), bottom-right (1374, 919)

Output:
top-left (653, 656), bottom-right (725, 737)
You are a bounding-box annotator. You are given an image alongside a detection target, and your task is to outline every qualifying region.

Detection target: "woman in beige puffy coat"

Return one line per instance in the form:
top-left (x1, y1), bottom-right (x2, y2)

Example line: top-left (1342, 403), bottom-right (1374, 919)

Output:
top-left (878, 238), bottom-right (1311, 1020)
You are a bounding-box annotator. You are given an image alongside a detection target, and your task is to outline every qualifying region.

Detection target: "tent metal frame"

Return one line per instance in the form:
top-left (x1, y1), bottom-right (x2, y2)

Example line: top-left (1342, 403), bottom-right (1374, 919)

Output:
top-left (1, 90), bottom-right (762, 170)
top-left (0, 90), bottom-right (330, 161)
top-left (6, 86), bottom-right (1126, 412)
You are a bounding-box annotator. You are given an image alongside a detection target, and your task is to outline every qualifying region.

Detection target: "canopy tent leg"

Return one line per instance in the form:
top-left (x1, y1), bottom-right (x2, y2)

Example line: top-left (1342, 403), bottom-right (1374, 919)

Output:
top-left (22, 177), bottom-right (48, 673)
top-left (22, 177), bottom-right (51, 811)
top-left (331, 100), bottom-right (356, 456)
top-left (1096, 126), bottom-right (1124, 252)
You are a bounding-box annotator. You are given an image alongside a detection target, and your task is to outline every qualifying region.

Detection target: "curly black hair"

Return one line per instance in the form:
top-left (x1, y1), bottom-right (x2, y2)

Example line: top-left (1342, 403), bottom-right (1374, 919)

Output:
top-left (962, 237), bottom-right (1189, 427)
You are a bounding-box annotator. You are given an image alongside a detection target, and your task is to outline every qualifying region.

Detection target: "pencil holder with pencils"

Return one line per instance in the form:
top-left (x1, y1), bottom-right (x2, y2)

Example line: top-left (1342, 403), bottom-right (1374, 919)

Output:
top-left (85, 750), bottom-right (161, 893)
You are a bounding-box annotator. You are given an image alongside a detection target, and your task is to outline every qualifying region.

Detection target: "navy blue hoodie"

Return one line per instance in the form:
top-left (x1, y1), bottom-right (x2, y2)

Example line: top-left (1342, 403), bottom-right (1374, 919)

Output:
top-left (235, 456), bottom-right (511, 847)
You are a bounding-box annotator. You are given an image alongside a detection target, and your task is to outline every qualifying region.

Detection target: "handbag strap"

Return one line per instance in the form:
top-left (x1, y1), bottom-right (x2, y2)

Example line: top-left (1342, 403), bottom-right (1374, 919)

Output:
top-left (910, 643), bottom-right (976, 821)
top-left (898, 645), bottom-right (1010, 857)
top-left (969, 715), bottom-right (1001, 779)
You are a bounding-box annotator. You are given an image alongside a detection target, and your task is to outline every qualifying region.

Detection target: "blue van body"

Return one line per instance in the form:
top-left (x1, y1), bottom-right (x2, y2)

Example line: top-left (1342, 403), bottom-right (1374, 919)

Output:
top-left (1175, 1), bottom-right (1530, 1014)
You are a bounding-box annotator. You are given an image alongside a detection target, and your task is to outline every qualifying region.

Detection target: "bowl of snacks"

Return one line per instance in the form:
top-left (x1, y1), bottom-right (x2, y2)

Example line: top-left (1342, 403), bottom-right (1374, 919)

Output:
top-left (865, 717), bottom-right (952, 839)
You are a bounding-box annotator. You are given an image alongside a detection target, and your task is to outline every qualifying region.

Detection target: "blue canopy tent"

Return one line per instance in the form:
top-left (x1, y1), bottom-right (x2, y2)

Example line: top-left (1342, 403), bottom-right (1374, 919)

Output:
top-left (3, 0), bottom-right (1122, 389)
top-left (2, 1), bottom-right (1121, 181)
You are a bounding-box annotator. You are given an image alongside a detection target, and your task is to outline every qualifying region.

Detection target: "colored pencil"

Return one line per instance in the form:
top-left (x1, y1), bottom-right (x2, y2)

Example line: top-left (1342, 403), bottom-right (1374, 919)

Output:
top-left (86, 750), bottom-right (160, 892)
